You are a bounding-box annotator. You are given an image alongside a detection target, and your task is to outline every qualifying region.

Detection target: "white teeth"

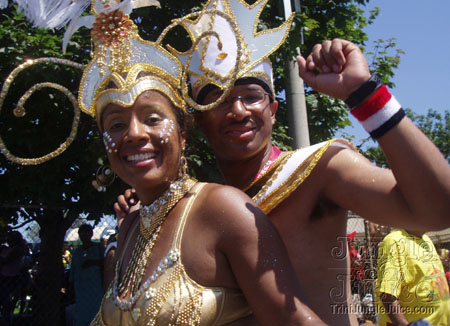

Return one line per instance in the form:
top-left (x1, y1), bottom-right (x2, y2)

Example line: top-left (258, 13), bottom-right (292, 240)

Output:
top-left (127, 152), bottom-right (155, 162)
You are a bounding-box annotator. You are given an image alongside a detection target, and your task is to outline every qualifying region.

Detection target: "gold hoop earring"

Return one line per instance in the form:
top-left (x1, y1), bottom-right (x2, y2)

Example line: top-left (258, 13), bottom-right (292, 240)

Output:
top-left (179, 155), bottom-right (188, 178)
top-left (92, 164), bottom-right (116, 192)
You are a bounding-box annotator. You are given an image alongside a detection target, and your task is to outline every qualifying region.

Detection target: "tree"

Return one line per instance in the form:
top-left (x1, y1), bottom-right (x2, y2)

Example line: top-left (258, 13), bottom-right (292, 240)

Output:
top-left (360, 108), bottom-right (450, 168)
top-left (0, 1), bottom-right (396, 323)
top-left (0, 5), bottom-right (130, 325)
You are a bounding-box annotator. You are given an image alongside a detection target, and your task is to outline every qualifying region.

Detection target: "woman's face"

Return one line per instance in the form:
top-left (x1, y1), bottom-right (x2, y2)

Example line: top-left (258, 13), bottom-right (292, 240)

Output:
top-left (101, 91), bottom-right (184, 200)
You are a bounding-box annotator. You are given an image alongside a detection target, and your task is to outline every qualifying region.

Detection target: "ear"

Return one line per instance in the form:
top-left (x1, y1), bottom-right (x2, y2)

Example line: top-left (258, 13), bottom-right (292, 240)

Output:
top-left (269, 100), bottom-right (278, 126)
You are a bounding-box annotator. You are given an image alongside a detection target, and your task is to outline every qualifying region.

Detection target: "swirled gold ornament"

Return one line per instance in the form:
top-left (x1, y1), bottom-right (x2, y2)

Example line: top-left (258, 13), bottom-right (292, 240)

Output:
top-left (0, 57), bottom-right (84, 165)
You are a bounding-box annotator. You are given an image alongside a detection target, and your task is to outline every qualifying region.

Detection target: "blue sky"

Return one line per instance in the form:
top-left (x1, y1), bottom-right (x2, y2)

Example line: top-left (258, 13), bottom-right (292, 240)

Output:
top-left (340, 0), bottom-right (450, 144)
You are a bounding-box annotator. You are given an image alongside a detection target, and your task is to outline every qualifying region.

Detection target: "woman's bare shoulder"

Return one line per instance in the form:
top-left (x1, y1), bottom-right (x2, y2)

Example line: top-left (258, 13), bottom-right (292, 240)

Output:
top-left (191, 182), bottom-right (266, 235)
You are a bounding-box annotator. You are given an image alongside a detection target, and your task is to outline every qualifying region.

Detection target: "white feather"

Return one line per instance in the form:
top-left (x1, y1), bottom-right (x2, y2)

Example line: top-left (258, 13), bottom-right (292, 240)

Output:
top-left (62, 15), bottom-right (96, 53)
top-left (14, 0), bottom-right (161, 53)
top-left (14, 0), bottom-right (91, 29)
top-left (0, 0), bottom-right (8, 9)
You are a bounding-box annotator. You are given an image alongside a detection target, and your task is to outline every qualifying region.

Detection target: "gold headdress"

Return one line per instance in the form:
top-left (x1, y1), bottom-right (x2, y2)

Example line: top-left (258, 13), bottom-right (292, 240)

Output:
top-left (0, 0), bottom-right (186, 165)
top-left (77, 0), bottom-right (184, 123)
top-left (166, 0), bottom-right (294, 111)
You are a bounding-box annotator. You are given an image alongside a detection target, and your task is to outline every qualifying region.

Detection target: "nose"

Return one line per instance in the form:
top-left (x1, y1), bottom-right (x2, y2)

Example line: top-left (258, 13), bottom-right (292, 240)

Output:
top-left (227, 98), bottom-right (250, 121)
top-left (126, 115), bottom-right (149, 143)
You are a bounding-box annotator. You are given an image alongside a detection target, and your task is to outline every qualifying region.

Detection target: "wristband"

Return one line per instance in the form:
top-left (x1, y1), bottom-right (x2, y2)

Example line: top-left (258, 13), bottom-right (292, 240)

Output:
top-left (350, 85), bottom-right (405, 139)
top-left (344, 74), bottom-right (382, 109)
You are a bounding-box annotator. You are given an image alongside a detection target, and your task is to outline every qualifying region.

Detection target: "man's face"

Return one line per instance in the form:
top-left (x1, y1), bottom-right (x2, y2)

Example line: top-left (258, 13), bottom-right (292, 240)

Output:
top-left (78, 228), bottom-right (93, 244)
top-left (195, 83), bottom-right (277, 162)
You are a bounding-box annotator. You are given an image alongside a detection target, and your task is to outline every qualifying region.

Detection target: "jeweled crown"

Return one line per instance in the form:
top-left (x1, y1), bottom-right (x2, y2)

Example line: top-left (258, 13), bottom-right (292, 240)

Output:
top-left (168, 0), bottom-right (294, 110)
top-left (78, 0), bottom-right (184, 122)
top-left (0, 0), bottom-right (186, 165)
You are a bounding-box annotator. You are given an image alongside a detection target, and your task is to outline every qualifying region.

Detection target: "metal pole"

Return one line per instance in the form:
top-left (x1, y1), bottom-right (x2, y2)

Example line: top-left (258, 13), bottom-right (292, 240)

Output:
top-left (364, 219), bottom-right (376, 319)
top-left (283, 0), bottom-right (310, 148)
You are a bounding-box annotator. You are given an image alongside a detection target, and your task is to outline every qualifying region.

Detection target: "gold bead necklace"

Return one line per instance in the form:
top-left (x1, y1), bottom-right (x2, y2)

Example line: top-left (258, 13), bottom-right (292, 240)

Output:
top-left (114, 175), bottom-right (197, 310)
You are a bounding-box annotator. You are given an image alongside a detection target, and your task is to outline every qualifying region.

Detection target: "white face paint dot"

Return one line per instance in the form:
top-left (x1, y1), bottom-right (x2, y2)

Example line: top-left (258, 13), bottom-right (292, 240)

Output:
top-left (159, 119), bottom-right (175, 144)
top-left (103, 131), bottom-right (116, 153)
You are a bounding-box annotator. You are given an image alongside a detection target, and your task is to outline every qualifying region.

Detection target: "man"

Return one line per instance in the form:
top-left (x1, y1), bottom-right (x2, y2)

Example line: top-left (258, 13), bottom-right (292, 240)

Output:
top-left (117, 40), bottom-right (450, 325)
top-left (193, 41), bottom-right (450, 325)
top-left (376, 229), bottom-right (450, 325)
top-left (115, 1), bottom-right (450, 324)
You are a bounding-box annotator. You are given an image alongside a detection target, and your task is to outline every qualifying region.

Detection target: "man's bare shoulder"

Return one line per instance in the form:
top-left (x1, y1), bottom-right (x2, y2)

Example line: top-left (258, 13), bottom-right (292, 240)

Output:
top-left (275, 143), bottom-right (395, 223)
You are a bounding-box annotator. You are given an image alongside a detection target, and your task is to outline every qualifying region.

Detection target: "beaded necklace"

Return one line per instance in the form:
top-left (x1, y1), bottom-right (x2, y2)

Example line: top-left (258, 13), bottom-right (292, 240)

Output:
top-left (114, 175), bottom-right (197, 310)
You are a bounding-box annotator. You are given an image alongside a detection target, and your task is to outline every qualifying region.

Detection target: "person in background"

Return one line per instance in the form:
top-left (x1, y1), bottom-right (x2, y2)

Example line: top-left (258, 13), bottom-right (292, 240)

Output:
top-left (376, 229), bottom-right (450, 325)
top-left (62, 242), bottom-right (71, 270)
top-left (0, 231), bottom-right (26, 326)
top-left (69, 224), bottom-right (104, 326)
top-left (438, 248), bottom-right (450, 287)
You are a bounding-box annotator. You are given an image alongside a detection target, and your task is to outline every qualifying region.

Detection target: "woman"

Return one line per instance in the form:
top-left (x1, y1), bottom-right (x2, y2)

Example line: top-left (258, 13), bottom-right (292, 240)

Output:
top-left (92, 84), bottom-right (325, 325)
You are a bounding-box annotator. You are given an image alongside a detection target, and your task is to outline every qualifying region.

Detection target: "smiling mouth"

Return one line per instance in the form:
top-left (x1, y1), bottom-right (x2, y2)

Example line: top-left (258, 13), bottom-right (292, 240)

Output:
top-left (224, 124), bottom-right (255, 136)
top-left (126, 152), bottom-right (156, 162)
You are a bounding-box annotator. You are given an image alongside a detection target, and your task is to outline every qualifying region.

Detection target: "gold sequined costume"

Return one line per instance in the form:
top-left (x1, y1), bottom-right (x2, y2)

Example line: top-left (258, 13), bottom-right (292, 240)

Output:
top-left (92, 184), bottom-right (251, 326)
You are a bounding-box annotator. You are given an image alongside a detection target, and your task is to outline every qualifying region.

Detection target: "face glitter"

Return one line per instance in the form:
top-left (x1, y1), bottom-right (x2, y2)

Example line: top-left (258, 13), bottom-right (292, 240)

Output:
top-left (103, 131), bottom-right (117, 153)
top-left (159, 119), bottom-right (175, 144)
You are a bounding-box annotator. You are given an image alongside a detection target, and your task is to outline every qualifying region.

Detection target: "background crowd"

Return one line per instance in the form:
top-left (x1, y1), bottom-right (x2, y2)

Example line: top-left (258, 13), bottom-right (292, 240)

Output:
top-left (1, 219), bottom-right (449, 325)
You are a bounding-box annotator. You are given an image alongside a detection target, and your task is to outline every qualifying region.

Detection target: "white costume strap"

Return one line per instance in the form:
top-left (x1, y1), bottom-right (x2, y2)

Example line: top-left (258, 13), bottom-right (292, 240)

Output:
top-left (254, 139), bottom-right (353, 214)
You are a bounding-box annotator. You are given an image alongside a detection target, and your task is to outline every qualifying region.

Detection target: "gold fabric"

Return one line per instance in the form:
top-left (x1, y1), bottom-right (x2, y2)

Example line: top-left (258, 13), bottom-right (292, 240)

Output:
top-left (93, 183), bottom-right (252, 326)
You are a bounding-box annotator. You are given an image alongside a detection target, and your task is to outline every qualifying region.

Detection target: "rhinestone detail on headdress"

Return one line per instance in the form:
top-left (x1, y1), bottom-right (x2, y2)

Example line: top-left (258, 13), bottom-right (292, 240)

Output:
top-left (166, 0), bottom-right (294, 111)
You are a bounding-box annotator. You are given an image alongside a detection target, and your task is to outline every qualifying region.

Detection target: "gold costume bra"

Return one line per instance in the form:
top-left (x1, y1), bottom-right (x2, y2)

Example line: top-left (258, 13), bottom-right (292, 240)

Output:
top-left (92, 183), bottom-right (252, 326)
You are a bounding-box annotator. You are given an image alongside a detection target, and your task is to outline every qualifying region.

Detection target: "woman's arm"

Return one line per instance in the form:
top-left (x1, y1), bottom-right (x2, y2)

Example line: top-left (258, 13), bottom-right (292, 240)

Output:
top-left (206, 185), bottom-right (327, 326)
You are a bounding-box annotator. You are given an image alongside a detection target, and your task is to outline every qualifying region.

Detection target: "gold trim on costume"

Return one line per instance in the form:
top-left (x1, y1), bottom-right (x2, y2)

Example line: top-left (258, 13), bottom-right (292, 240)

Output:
top-left (250, 139), bottom-right (353, 214)
top-left (166, 0), bottom-right (294, 111)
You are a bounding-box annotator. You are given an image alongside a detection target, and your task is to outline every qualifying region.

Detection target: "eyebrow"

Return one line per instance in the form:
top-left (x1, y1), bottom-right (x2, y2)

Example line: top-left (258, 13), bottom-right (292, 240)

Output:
top-left (243, 85), bottom-right (262, 91)
top-left (102, 106), bottom-right (125, 118)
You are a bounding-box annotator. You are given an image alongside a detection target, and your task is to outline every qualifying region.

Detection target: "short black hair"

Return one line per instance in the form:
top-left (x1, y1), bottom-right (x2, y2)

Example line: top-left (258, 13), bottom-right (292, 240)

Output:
top-left (78, 224), bottom-right (93, 234)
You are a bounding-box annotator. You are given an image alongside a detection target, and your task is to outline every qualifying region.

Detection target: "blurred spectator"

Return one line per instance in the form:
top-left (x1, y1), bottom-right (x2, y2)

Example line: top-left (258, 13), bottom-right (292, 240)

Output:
top-left (376, 229), bottom-right (450, 325)
top-left (69, 224), bottom-right (104, 326)
top-left (0, 231), bottom-right (27, 325)
top-left (348, 232), bottom-right (364, 295)
top-left (438, 248), bottom-right (450, 287)
top-left (348, 232), bottom-right (364, 321)
top-left (62, 243), bottom-right (71, 270)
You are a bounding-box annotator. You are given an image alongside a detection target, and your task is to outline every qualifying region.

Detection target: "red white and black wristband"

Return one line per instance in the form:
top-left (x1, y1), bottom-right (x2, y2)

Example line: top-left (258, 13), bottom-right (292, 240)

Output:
top-left (345, 74), bottom-right (382, 109)
top-left (350, 85), bottom-right (405, 139)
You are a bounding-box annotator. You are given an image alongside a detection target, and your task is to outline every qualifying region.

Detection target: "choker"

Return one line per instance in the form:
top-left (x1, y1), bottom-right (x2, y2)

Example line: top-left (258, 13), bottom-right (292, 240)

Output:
top-left (140, 175), bottom-right (198, 239)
